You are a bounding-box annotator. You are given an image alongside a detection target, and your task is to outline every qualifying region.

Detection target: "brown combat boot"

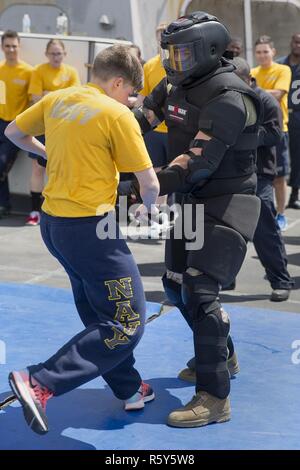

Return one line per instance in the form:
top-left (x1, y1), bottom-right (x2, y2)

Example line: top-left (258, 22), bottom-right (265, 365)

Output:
top-left (178, 351), bottom-right (240, 383)
top-left (167, 391), bottom-right (231, 428)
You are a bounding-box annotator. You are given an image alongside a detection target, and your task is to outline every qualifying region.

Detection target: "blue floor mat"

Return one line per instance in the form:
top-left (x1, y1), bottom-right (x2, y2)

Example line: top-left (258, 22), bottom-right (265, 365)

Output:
top-left (0, 282), bottom-right (299, 450)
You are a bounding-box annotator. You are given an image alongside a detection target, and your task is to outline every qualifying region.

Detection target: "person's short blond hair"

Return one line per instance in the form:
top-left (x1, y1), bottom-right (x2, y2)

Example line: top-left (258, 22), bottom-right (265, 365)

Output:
top-left (92, 44), bottom-right (143, 91)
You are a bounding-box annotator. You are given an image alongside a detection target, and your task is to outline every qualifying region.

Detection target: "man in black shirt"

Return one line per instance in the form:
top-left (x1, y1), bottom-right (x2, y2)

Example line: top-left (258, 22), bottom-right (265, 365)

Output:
top-left (278, 34), bottom-right (300, 209)
top-left (233, 57), bottom-right (294, 302)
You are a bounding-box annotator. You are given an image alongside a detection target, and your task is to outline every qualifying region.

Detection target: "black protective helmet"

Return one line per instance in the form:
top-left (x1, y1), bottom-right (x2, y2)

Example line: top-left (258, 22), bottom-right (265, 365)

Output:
top-left (161, 11), bottom-right (231, 86)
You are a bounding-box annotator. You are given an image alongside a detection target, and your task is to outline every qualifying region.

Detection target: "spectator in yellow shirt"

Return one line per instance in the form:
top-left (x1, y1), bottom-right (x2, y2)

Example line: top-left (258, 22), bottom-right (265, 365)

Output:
top-left (128, 44), bottom-right (145, 66)
top-left (134, 23), bottom-right (170, 228)
top-left (0, 30), bottom-right (32, 217)
top-left (5, 44), bottom-right (159, 435)
top-left (252, 36), bottom-right (292, 231)
top-left (138, 22), bottom-right (169, 171)
top-left (27, 38), bottom-right (80, 226)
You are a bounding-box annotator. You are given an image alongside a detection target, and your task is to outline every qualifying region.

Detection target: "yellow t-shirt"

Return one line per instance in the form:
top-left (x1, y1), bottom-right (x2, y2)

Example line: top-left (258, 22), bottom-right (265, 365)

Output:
top-left (0, 60), bottom-right (32, 121)
top-left (16, 84), bottom-right (153, 217)
top-left (28, 62), bottom-right (80, 96)
top-left (140, 54), bottom-right (167, 133)
top-left (251, 63), bottom-right (291, 132)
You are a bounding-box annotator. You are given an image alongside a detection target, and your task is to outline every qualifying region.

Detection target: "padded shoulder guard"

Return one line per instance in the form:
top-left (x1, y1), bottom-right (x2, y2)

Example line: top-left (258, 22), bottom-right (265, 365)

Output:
top-left (186, 91), bottom-right (257, 185)
top-left (198, 90), bottom-right (249, 144)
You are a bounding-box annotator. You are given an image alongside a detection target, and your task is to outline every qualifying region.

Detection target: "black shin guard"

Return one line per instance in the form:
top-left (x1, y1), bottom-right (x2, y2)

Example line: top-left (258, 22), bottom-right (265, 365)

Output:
top-left (186, 330), bottom-right (234, 371)
top-left (193, 307), bottom-right (230, 398)
top-left (182, 271), bottom-right (230, 398)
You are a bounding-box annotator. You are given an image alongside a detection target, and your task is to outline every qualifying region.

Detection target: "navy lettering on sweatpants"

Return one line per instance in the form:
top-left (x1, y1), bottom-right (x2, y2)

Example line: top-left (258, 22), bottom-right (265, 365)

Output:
top-left (104, 278), bottom-right (141, 349)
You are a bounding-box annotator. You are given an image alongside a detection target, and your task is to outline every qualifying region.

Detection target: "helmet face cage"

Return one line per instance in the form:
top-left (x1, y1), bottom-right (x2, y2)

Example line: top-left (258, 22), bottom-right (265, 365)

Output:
top-left (161, 42), bottom-right (197, 72)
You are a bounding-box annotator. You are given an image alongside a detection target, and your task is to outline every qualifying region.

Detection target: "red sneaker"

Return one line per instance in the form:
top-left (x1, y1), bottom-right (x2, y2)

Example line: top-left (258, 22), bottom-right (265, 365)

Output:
top-left (124, 381), bottom-right (155, 411)
top-left (9, 369), bottom-right (53, 434)
top-left (26, 211), bottom-right (41, 226)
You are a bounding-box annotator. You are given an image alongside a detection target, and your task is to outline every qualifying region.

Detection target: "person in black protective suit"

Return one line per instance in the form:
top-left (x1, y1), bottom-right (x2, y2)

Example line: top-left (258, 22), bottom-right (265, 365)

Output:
top-left (174, 57), bottom-right (295, 388)
top-left (132, 11), bottom-right (262, 428)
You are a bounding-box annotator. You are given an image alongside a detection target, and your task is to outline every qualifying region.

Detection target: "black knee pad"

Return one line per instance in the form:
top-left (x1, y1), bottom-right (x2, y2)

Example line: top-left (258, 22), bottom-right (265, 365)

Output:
top-left (187, 223), bottom-right (247, 287)
top-left (194, 308), bottom-right (230, 342)
top-left (162, 273), bottom-right (192, 329)
top-left (182, 270), bottom-right (231, 398)
top-left (182, 271), bottom-right (220, 320)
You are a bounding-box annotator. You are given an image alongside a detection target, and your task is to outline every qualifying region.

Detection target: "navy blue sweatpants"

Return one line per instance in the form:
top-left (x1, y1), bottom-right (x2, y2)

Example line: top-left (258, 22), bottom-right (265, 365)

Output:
top-left (29, 212), bottom-right (146, 399)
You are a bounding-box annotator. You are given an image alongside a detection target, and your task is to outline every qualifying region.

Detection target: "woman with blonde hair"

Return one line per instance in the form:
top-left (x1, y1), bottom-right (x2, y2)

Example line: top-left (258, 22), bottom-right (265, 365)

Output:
top-left (27, 38), bottom-right (80, 225)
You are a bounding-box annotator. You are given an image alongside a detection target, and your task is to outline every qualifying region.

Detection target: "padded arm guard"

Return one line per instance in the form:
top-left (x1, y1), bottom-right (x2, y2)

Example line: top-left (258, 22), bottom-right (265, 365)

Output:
top-left (157, 91), bottom-right (256, 195)
top-left (117, 168), bottom-right (188, 198)
top-left (156, 147), bottom-right (223, 196)
top-left (119, 160), bottom-right (215, 197)
top-left (157, 165), bottom-right (190, 195)
top-left (132, 107), bottom-right (153, 134)
top-left (133, 78), bottom-right (169, 134)
top-left (143, 77), bottom-right (168, 123)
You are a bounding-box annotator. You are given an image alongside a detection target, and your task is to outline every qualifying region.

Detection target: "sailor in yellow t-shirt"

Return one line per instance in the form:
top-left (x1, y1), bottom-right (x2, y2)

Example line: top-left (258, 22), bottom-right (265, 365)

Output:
top-left (138, 22), bottom-right (169, 171)
top-left (5, 45), bottom-right (159, 435)
top-left (252, 36), bottom-right (292, 231)
top-left (27, 38), bottom-right (81, 226)
top-left (0, 30), bottom-right (32, 217)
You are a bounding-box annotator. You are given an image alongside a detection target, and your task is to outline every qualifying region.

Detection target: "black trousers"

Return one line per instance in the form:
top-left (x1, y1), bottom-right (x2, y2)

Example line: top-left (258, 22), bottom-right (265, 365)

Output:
top-left (253, 176), bottom-right (293, 290)
top-left (288, 125), bottom-right (300, 190)
top-left (0, 119), bottom-right (19, 208)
